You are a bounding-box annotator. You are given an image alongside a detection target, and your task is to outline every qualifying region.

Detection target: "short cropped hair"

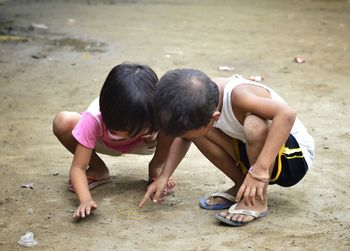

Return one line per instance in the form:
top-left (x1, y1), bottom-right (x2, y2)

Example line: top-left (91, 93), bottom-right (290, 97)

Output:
top-left (155, 69), bottom-right (219, 136)
top-left (99, 62), bottom-right (158, 136)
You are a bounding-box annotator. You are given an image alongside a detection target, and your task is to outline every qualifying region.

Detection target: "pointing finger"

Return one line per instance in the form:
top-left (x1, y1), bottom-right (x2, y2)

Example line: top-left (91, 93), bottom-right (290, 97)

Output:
top-left (139, 190), bottom-right (152, 208)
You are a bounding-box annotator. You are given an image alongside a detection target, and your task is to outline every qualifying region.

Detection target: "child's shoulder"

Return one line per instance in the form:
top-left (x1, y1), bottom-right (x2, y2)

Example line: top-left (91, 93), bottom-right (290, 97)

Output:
top-left (86, 97), bottom-right (100, 115)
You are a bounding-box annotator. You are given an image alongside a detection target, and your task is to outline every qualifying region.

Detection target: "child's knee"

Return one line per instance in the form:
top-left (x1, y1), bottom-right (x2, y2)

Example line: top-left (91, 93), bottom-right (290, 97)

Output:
top-left (52, 111), bottom-right (77, 136)
top-left (244, 115), bottom-right (269, 144)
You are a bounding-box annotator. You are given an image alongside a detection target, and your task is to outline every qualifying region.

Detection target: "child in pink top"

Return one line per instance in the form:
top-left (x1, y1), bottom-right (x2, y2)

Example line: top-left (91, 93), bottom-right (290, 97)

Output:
top-left (53, 62), bottom-right (179, 219)
top-left (72, 97), bottom-right (149, 154)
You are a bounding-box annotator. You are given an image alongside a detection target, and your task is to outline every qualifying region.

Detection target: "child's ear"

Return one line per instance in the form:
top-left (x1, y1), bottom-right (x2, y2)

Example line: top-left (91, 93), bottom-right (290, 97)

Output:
top-left (212, 111), bottom-right (220, 121)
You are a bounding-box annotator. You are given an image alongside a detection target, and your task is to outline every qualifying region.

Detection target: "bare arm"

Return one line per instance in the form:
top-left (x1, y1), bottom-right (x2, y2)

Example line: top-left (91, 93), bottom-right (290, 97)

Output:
top-left (147, 132), bottom-right (173, 179)
top-left (139, 135), bottom-right (191, 207)
top-left (232, 85), bottom-right (296, 204)
top-left (159, 136), bottom-right (191, 179)
top-left (233, 85), bottom-right (296, 172)
top-left (70, 144), bottom-right (97, 218)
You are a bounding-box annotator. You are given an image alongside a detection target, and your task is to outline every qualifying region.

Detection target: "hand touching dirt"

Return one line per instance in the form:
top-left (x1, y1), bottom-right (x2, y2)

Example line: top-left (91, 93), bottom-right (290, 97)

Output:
top-left (73, 200), bottom-right (97, 218)
top-left (236, 173), bottom-right (267, 206)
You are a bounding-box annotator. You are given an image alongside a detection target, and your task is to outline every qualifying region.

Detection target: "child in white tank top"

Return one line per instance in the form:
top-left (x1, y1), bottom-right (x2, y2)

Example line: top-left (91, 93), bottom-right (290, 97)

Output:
top-left (140, 69), bottom-right (315, 227)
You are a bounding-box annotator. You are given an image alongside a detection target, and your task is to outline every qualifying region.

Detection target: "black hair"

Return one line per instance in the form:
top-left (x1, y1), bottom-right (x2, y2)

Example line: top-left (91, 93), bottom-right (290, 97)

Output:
top-left (99, 62), bottom-right (158, 136)
top-left (155, 68), bottom-right (219, 137)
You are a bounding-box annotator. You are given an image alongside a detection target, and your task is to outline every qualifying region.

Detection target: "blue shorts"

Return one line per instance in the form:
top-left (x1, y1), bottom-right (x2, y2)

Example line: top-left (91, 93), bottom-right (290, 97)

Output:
top-left (232, 134), bottom-right (308, 187)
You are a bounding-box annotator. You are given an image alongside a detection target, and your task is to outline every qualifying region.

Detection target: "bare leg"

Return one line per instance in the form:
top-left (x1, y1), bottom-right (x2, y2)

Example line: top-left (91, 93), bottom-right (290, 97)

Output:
top-left (222, 114), bottom-right (272, 224)
top-left (193, 127), bottom-right (244, 205)
top-left (52, 111), bottom-right (109, 179)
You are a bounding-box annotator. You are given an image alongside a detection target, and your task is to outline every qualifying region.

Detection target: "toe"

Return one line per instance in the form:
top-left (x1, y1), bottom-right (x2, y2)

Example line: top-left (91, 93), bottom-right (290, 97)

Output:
top-left (205, 197), bottom-right (215, 205)
top-left (219, 211), bottom-right (228, 217)
top-left (228, 214), bottom-right (237, 222)
top-left (205, 197), bottom-right (213, 205)
top-left (242, 215), bottom-right (254, 223)
top-left (236, 215), bottom-right (245, 223)
top-left (206, 197), bottom-right (226, 206)
top-left (226, 213), bottom-right (235, 220)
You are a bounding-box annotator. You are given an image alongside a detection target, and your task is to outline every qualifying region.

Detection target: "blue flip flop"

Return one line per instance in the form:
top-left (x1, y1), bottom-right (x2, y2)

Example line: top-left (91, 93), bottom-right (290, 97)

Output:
top-left (199, 192), bottom-right (236, 210)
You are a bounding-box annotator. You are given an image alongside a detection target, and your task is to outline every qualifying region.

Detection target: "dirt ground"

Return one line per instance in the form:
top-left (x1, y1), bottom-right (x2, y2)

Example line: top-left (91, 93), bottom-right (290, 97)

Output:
top-left (0, 0), bottom-right (349, 250)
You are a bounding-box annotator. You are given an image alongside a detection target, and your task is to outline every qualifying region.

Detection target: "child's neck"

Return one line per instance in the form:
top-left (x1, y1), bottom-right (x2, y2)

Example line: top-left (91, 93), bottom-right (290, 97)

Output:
top-left (214, 78), bottom-right (229, 112)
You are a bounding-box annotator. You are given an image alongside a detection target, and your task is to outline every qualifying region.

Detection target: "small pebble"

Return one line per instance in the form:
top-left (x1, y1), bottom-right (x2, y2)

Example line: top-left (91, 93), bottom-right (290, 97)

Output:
top-left (294, 57), bottom-right (306, 63)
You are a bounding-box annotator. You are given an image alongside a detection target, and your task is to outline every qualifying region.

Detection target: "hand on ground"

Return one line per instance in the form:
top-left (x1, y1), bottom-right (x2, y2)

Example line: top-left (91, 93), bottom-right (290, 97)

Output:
top-left (73, 200), bottom-right (97, 218)
top-left (236, 174), bottom-right (266, 206)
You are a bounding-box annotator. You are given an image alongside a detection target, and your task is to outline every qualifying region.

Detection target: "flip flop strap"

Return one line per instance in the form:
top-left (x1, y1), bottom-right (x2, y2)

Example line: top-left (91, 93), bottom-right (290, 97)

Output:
top-left (208, 192), bottom-right (236, 203)
top-left (227, 208), bottom-right (260, 218)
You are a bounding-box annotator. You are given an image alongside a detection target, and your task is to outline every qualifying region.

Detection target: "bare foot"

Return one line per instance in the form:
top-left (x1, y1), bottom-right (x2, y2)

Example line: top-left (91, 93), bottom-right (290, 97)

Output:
top-left (205, 186), bottom-right (238, 206)
top-left (218, 197), bottom-right (268, 224)
top-left (85, 164), bottom-right (110, 180)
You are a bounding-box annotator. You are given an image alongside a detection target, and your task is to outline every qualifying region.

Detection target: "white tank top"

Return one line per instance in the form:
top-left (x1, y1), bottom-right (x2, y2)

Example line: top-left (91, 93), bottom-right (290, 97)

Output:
top-left (213, 75), bottom-right (315, 168)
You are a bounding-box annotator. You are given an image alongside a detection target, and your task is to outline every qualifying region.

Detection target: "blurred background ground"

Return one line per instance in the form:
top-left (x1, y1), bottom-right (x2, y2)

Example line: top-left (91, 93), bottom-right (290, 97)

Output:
top-left (0, 0), bottom-right (349, 250)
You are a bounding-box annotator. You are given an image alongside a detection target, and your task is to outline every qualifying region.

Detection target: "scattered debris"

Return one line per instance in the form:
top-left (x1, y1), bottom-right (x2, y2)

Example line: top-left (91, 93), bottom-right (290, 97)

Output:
top-left (31, 53), bottom-right (47, 59)
top-left (218, 65), bottom-right (235, 71)
top-left (21, 182), bottom-right (34, 189)
top-left (67, 18), bottom-right (75, 26)
top-left (30, 23), bottom-right (48, 30)
top-left (163, 46), bottom-right (183, 55)
top-left (27, 208), bottom-right (34, 214)
top-left (66, 208), bottom-right (75, 213)
top-left (52, 172), bottom-right (59, 176)
top-left (170, 200), bottom-right (183, 206)
top-left (249, 75), bottom-right (264, 82)
top-left (294, 57), bottom-right (306, 64)
top-left (17, 232), bottom-right (38, 247)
